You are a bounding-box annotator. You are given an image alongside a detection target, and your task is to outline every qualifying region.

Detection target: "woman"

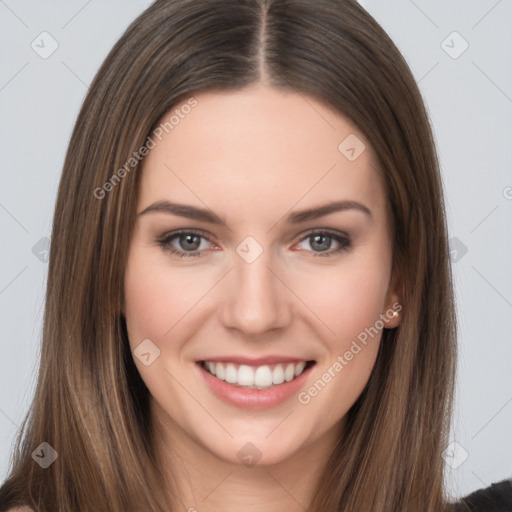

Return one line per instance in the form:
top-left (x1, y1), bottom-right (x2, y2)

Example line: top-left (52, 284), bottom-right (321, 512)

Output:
top-left (1, 0), bottom-right (510, 511)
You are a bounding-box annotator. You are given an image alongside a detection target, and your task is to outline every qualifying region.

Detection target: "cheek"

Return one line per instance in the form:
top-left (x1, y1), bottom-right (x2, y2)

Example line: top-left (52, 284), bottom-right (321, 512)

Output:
top-left (299, 263), bottom-right (389, 342)
top-left (123, 249), bottom-right (203, 346)
top-left (291, 247), bottom-right (391, 393)
top-left (339, 269), bottom-right (386, 331)
top-left (294, 263), bottom-right (389, 426)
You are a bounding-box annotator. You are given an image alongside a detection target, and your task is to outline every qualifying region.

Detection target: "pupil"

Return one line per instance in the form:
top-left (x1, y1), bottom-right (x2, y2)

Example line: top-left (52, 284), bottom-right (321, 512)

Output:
top-left (311, 235), bottom-right (331, 251)
top-left (180, 234), bottom-right (200, 251)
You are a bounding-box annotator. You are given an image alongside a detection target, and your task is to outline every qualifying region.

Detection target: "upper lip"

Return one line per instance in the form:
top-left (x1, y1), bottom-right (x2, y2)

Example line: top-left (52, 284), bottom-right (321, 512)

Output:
top-left (197, 355), bottom-right (314, 366)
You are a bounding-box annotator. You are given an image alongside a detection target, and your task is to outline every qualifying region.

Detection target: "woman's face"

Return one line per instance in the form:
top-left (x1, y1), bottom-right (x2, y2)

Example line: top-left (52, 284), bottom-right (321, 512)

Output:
top-left (123, 84), bottom-right (401, 466)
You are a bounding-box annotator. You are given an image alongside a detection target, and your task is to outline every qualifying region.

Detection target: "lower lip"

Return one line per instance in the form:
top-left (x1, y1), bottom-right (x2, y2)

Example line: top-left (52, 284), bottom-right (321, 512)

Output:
top-left (196, 362), bottom-right (315, 410)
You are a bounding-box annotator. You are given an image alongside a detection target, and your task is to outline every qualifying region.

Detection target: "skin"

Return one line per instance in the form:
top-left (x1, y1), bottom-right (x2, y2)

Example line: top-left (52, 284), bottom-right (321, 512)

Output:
top-left (123, 83), bottom-right (402, 511)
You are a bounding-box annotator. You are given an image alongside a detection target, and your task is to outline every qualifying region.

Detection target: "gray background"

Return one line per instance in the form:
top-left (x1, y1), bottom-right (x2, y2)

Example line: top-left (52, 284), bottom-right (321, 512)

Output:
top-left (1, 0), bottom-right (511, 500)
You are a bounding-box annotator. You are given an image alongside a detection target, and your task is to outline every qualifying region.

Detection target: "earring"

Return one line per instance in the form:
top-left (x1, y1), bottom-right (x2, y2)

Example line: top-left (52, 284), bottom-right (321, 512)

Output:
top-left (391, 311), bottom-right (398, 318)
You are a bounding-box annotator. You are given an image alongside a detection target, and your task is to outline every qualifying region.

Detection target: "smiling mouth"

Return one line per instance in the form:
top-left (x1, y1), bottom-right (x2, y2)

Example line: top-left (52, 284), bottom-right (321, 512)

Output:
top-left (199, 360), bottom-right (316, 390)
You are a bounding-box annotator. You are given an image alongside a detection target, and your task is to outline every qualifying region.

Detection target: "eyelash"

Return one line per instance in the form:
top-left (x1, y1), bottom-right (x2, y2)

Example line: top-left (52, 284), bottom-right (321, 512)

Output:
top-left (156, 228), bottom-right (351, 259)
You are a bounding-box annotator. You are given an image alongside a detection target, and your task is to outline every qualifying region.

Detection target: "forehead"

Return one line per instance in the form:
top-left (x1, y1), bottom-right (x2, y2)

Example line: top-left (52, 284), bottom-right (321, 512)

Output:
top-left (138, 85), bottom-right (386, 218)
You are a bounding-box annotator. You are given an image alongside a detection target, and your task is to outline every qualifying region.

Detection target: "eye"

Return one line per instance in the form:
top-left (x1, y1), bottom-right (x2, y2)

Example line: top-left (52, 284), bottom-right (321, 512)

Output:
top-left (156, 229), bottom-right (214, 258)
top-left (156, 228), bottom-right (351, 259)
top-left (295, 229), bottom-right (351, 257)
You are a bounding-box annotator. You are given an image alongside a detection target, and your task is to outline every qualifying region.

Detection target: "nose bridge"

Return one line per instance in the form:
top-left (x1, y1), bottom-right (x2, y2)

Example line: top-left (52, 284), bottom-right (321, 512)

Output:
top-left (220, 239), bottom-right (290, 333)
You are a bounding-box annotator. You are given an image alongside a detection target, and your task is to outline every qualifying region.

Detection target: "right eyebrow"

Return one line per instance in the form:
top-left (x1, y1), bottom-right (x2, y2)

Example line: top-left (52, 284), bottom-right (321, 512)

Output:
top-left (138, 200), bottom-right (224, 224)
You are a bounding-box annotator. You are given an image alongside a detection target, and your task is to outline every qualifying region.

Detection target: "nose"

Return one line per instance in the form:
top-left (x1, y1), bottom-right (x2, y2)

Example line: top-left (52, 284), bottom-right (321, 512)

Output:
top-left (219, 246), bottom-right (292, 335)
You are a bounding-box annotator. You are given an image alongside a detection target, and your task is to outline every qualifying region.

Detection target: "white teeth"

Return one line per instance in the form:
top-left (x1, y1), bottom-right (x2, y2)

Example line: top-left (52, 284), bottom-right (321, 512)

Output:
top-left (202, 360), bottom-right (311, 389)
top-left (225, 363), bottom-right (237, 383)
top-left (272, 364), bottom-right (285, 384)
top-left (215, 362), bottom-right (225, 380)
top-left (294, 361), bottom-right (306, 377)
top-left (238, 365), bottom-right (254, 386)
top-left (284, 363), bottom-right (295, 382)
top-left (254, 366), bottom-right (273, 387)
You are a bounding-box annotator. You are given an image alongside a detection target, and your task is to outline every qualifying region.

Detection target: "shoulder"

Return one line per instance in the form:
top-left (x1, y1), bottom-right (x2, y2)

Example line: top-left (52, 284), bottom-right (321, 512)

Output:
top-left (453, 478), bottom-right (512, 511)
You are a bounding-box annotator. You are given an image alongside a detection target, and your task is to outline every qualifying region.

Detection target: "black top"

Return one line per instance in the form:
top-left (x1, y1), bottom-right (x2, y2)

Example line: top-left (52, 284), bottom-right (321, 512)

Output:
top-left (453, 478), bottom-right (512, 511)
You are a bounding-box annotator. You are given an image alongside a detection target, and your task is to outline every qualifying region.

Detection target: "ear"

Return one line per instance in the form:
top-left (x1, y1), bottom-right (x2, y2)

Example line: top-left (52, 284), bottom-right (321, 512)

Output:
top-left (382, 268), bottom-right (403, 329)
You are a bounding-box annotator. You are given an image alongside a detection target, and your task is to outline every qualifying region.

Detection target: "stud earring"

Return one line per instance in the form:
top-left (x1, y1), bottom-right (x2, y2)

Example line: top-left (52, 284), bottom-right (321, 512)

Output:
top-left (391, 311), bottom-right (398, 318)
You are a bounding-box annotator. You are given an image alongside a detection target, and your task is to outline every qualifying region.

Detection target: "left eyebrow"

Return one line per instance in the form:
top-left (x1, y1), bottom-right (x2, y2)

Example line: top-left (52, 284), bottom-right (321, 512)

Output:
top-left (286, 200), bottom-right (372, 223)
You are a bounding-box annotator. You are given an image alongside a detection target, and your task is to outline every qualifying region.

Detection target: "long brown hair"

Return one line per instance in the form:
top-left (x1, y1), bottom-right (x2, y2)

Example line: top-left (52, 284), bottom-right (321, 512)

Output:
top-left (0, 0), bottom-right (457, 510)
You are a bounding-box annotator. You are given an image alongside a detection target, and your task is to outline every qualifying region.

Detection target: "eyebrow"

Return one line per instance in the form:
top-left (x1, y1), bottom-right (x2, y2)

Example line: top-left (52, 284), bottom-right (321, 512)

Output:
top-left (137, 199), bottom-right (372, 224)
